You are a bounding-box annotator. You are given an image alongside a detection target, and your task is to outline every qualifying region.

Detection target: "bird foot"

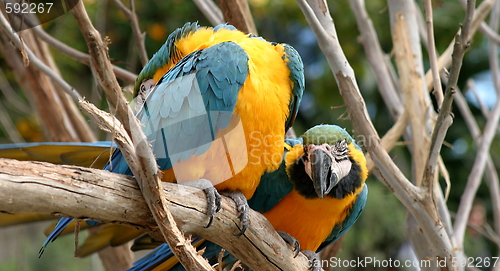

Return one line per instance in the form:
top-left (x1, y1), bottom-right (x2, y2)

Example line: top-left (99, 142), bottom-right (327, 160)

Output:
top-left (180, 179), bottom-right (222, 228)
top-left (301, 250), bottom-right (322, 271)
top-left (220, 190), bottom-right (249, 236)
top-left (277, 231), bottom-right (300, 257)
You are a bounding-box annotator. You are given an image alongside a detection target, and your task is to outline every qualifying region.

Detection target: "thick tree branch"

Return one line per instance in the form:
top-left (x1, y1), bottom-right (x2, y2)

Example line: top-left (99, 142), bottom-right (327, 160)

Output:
top-left (0, 158), bottom-right (309, 271)
top-left (392, 13), bottom-right (429, 185)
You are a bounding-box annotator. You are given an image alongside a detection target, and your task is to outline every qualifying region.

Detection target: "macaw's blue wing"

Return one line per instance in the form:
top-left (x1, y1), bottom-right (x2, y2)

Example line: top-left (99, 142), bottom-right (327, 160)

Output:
top-left (40, 41), bottom-right (250, 257)
top-left (317, 184), bottom-right (368, 252)
top-left (136, 41), bottom-right (249, 170)
top-left (282, 44), bottom-right (304, 131)
top-left (247, 138), bottom-right (302, 213)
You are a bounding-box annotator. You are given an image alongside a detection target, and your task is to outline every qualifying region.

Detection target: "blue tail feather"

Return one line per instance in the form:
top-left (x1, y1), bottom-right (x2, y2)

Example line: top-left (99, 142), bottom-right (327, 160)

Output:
top-left (39, 217), bottom-right (73, 257)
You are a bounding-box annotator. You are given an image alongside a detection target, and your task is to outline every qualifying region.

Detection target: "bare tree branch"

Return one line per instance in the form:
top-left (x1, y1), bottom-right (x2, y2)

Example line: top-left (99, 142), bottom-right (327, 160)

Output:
top-left (349, 0), bottom-right (403, 120)
top-left (453, 0), bottom-right (500, 248)
top-left (0, 13), bottom-right (83, 101)
top-left (0, 20), bottom-right (90, 142)
top-left (0, 101), bottom-right (25, 143)
top-left (111, 0), bottom-right (148, 66)
top-left (388, 1), bottom-right (431, 109)
top-left (423, 0), bottom-right (444, 108)
top-left (424, 0), bottom-right (495, 92)
top-left (457, 0), bottom-right (500, 44)
top-left (193, 0), bottom-right (224, 26)
top-left (28, 21), bottom-right (135, 84)
top-left (454, 88), bottom-right (500, 246)
top-left (422, 0), bottom-right (476, 198)
top-left (295, 0), bottom-right (458, 268)
top-left (0, 158), bottom-right (310, 271)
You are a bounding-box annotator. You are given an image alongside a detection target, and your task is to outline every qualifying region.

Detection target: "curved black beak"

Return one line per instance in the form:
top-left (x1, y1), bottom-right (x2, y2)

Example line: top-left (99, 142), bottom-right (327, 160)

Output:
top-left (309, 149), bottom-right (338, 199)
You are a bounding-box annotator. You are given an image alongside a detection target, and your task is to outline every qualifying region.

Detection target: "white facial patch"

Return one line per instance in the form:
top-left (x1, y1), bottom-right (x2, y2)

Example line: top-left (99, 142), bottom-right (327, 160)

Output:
top-left (306, 141), bottom-right (352, 181)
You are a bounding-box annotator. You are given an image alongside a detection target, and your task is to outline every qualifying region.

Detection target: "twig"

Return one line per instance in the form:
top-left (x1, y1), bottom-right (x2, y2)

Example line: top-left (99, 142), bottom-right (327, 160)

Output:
top-left (349, 0), bottom-right (403, 120)
top-left (111, 0), bottom-right (148, 66)
top-left (0, 69), bottom-right (31, 114)
top-left (424, 0), bottom-right (495, 92)
top-left (0, 12), bottom-right (83, 101)
top-left (458, 0), bottom-right (500, 45)
top-left (422, 0), bottom-right (476, 191)
top-left (453, 0), bottom-right (500, 248)
top-left (423, 0), bottom-right (444, 108)
top-left (193, 0), bottom-right (224, 26)
top-left (229, 260), bottom-right (243, 271)
top-left (0, 101), bottom-right (25, 143)
top-left (216, 248), bottom-right (223, 271)
top-left (22, 18), bottom-right (135, 84)
top-left (454, 88), bottom-right (500, 241)
top-left (478, 22), bottom-right (500, 44)
top-left (415, 4), bottom-right (429, 51)
top-left (449, 212), bottom-right (500, 248)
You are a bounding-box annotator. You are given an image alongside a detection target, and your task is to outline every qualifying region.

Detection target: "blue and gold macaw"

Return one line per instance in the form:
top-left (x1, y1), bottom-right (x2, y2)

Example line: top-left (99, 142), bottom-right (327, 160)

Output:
top-left (127, 124), bottom-right (368, 271)
top-left (0, 124), bottom-right (367, 269)
top-left (35, 22), bottom-right (304, 254)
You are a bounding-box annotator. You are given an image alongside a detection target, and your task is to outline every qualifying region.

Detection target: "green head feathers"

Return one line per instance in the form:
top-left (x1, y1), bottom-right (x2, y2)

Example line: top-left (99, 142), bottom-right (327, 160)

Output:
top-left (301, 124), bottom-right (355, 146)
top-left (133, 22), bottom-right (202, 96)
top-left (133, 22), bottom-right (241, 97)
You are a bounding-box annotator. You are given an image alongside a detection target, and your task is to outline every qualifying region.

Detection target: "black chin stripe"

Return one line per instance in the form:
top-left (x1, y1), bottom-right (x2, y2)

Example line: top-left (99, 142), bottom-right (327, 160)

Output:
top-left (289, 154), bottom-right (363, 200)
top-left (328, 157), bottom-right (362, 199)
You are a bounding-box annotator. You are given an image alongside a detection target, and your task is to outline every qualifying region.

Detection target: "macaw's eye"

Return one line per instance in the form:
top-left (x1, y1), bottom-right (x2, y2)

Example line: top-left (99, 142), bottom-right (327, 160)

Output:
top-left (139, 79), bottom-right (155, 96)
top-left (134, 79), bottom-right (155, 112)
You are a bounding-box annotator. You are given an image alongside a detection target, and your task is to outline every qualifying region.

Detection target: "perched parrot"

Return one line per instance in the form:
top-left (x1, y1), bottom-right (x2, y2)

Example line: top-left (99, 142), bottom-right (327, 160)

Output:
top-left (127, 124), bottom-right (369, 271)
top-left (0, 124), bottom-right (367, 270)
top-left (37, 22), bottom-right (304, 254)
